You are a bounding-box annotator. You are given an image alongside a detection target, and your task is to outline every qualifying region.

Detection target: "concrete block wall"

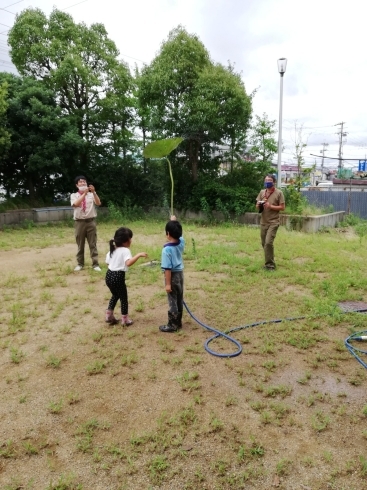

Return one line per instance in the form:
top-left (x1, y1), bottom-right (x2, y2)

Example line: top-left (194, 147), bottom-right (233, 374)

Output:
top-left (0, 207), bottom-right (109, 228)
top-left (0, 206), bottom-right (345, 233)
top-left (181, 210), bottom-right (345, 233)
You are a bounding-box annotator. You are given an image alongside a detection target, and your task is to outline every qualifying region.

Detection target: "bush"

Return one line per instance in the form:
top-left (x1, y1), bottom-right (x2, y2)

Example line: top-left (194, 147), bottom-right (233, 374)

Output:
top-left (188, 177), bottom-right (255, 218)
top-left (106, 200), bottom-right (144, 223)
top-left (282, 185), bottom-right (307, 215)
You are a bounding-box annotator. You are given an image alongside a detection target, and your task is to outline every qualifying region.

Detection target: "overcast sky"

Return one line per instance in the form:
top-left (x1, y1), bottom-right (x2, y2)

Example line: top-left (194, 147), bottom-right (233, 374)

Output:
top-left (1, 0), bottom-right (366, 169)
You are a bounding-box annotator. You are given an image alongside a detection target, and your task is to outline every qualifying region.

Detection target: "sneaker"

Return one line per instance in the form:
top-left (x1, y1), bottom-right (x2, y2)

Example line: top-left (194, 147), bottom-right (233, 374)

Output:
top-left (121, 315), bottom-right (134, 326)
top-left (105, 310), bottom-right (118, 325)
top-left (74, 265), bottom-right (83, 271)
top-left (159, 324), bottom-right (178, 333)
top-left (93, 266), bottom-right (102, 272)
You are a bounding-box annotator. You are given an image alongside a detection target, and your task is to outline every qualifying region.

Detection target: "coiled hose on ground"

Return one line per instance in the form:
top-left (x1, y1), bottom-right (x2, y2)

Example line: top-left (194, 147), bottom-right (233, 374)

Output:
top-left (184, 301), bottom-right (367, 368)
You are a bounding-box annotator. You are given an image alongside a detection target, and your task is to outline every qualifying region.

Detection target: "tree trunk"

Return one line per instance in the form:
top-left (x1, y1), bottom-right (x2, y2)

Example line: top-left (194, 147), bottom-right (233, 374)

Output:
top-left (28, 174), bottom-right (35, 200)
top-left (189, 139), bottom-right (198, 182)
top-left (193, 140), bottom-right (200, 182)
top-left (79, 144), bottom-right (89, 170)
top-left (142, 128), bottom-right (147, 173)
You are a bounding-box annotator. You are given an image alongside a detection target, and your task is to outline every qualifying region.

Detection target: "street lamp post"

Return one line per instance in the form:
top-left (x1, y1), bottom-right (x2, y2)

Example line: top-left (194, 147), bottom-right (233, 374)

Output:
top-left (277, 58), bottom-right (287, 186)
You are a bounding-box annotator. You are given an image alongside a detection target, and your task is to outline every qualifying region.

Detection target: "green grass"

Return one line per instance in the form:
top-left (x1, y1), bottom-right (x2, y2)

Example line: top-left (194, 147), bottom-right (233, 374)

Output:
top-left (2, 219), bottom-right (367, 489)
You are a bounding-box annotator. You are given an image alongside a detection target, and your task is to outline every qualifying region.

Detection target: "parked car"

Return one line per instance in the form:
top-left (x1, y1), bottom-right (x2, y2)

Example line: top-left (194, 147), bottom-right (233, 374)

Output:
top-left (317, 181), bottom-right (333, 187)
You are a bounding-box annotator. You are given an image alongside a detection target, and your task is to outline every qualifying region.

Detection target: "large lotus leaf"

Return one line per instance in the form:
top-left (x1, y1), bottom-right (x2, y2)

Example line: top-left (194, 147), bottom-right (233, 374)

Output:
top-left (143, 137), bottom-right (183, 158)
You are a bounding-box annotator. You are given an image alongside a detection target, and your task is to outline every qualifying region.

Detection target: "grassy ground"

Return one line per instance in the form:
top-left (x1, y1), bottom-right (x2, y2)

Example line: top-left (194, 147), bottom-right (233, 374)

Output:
top-left (1, 219), bottom-right (367, 489)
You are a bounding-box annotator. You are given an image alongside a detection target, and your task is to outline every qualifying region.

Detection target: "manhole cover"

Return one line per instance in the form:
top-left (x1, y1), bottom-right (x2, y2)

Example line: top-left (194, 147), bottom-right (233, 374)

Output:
top-left (338, 301), bottom-right (367, 313)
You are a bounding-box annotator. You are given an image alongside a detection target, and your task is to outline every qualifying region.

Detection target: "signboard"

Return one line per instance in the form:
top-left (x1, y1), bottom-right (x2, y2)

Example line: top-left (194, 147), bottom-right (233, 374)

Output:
top-left (359, 160), bottom-right (367, 172)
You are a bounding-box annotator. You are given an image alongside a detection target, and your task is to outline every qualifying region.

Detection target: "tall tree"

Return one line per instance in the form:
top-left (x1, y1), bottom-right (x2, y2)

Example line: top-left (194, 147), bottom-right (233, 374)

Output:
top-left (0, 80), bottom-right (11, 161)
top-left (139, 27), bottom-right (252, 182)
top-left (0, 74), bottom-right (83, 200)
top-left (139, 26), bottom-right (211, 135)
top-left (96, 64), bottom-right (135, 161)
top-left (249, 113), bottom-right (278, 171)
top-left (139, 26), bottom-right (211, 181)
top-left (187, 62), bottom-right (252, 176)
top-left (291, 122), bottom-right (310, 191)
top-left (8, 8), bottom-right (133, 169)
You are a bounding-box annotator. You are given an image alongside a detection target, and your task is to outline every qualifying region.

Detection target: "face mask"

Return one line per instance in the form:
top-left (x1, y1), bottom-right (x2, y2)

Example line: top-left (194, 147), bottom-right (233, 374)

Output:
top-left (78, 185), bottom-right (88, 191)
top-left (264, 182), bottom-right (274, 189)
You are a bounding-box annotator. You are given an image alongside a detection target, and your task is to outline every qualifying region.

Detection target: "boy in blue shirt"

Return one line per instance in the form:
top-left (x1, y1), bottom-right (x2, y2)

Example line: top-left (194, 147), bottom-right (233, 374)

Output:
top-left (160, 215), bottom-right (185, 333)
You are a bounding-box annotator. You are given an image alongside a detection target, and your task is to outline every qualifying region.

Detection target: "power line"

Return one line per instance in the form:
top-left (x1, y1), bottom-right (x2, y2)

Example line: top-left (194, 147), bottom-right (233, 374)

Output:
top-left (310, 153), bottom-right (363, 161)
top-left (283, 124), bottom-right (335, 130)
top-left (2, 0), bottom-right (24, 8)
top-left (0, 0), bottom-right (24, 15)
top-left (62, 0), bottom-right (89, 11)
top-left (0, 8), bottom-right (15, 15)
top-left (120, 52), bottom-right (146, 63)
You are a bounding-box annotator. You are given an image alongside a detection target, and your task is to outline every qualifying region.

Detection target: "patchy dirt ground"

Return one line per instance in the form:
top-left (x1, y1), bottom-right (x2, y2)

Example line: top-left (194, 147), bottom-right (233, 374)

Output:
top-left (1, 241), bottom-right (367, 490)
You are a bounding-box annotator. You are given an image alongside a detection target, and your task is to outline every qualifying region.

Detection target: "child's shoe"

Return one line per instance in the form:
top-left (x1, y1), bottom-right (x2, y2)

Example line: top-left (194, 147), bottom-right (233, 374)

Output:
top-left (159, 323), bottom-right (177, 332)
top-left (105, 310), bottom-right (118, 325)
top-left (159, 311), bottom-right (179, 332)
top-left (121, 315), bottom-right (134, 326)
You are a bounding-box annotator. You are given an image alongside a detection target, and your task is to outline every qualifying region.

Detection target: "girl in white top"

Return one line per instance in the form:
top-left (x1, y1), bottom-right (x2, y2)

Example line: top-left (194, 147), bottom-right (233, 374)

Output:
top-left (105, 227), bottom-right (147, 326)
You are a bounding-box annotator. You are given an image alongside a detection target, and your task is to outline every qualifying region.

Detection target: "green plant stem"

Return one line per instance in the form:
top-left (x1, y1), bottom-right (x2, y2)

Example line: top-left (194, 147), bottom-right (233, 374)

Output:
top-left (166, 156), bottom-right (174, 216)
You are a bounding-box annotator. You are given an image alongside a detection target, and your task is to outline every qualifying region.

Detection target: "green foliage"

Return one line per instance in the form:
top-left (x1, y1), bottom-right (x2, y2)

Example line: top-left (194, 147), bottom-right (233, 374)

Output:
top-left (0, 196), bottom-right (44, 212)
top-left (249, 113), bottom-right (278, 166)
top-left (143, 138), bottom-right (183, 158)
top-left (139, 26), bottom-right (252, 182)
top-left (0, 81), bottom-right (10, 158)
top-left (355, 221), bottom-right (367, 243)
top-left (107, 200), bottom-right (144, 222)
top-left (8, 8), bottom-right (133, 168)
top-left (107, 202), bottom-right (124, 222)
top-left (45, 473), bottom-right (83, 490)
top-left (96, 157), bottom-right (166, 211)
top-left (2, 12), bottom-right (270, 213)
top-left (0, 73), bottom-right (82, 201)
top-left (143, 137), bottom-right (184, 214)
top-left (290, 123), bottom-right (312, 190)
top-left (200, 197), bottom-right (213, 222)
top-left (139, 25), bottom-right (211, 135)
top-left (282, 185), bottom-right (307, 214)
top-left (338, 213), bottom-right (361, 227)
top-left (189, 172), bottom-right (256, 216)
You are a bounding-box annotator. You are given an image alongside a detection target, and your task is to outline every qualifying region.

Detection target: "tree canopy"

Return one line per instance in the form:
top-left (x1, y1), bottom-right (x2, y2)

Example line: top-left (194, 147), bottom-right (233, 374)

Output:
top-left (2, 13), bottom-right (276, 214)
top-left (139, 26), bottom-right (252, 182)
top-left (0, 81), bottom-right (11, 159)
top-left (8, 8), bottom-right (133, 169)
top-left (0, 73), bottom-right (82, 200)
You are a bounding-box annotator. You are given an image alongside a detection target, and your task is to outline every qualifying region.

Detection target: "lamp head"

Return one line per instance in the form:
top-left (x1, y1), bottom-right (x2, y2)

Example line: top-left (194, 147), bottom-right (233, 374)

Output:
top-left (278, 58), bottom-right (287, 75)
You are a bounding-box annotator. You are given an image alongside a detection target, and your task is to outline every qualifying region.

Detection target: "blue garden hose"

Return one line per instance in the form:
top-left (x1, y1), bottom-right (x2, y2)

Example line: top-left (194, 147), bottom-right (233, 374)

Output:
top-left (184, 301), bottom-right (367, 366)
top-left (146, 259), bottom-right (367, 364)
top-left (344, 331), bottom-right (367, 369)
top-left (184, 301), bottom-right (313, 359)
top-left (183, 301), bottom-right (243, 358)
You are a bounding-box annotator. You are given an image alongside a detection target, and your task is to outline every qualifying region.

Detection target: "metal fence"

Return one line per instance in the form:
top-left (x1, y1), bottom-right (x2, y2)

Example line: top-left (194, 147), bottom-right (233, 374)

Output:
top-left (302, 190), bottom-right (367, 219)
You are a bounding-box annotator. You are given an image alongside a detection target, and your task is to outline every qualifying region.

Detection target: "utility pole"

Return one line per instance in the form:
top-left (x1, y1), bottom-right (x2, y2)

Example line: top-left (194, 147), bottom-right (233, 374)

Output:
top-left (335, 122), bottom-right (347, 173)
top-left (320, 142), bottom-right (329, 179)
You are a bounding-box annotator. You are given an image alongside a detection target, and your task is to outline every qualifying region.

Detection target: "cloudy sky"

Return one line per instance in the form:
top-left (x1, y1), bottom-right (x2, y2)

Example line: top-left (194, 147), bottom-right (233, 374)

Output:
top-left (1, 0), bottom-right (366, 169)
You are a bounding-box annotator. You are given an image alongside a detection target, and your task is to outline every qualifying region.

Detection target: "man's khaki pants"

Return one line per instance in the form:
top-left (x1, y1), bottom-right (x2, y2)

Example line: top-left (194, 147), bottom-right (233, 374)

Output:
top-left (260, 223), bottom-right (279, 269)
top-left (74, 218), bottom-right (99, 267)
